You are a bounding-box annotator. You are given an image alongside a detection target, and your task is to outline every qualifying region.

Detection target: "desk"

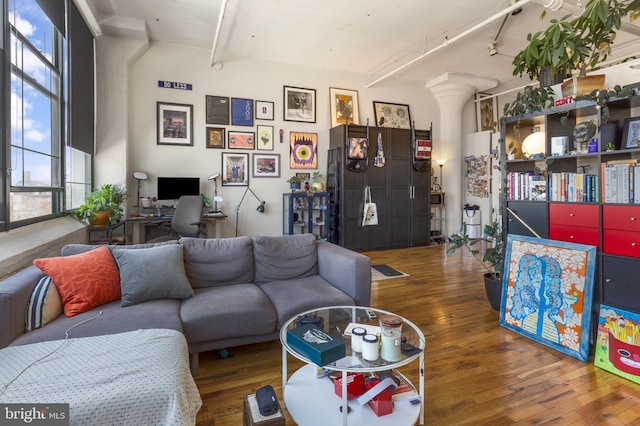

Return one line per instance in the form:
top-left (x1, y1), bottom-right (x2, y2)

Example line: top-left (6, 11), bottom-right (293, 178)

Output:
top-left (126, 213), bottom-right (227, 244)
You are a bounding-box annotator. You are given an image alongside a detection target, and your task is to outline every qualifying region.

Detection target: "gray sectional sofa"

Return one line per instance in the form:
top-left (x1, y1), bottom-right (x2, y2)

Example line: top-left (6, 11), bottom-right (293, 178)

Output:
top-left (0, 234), bottom-right (371, 374)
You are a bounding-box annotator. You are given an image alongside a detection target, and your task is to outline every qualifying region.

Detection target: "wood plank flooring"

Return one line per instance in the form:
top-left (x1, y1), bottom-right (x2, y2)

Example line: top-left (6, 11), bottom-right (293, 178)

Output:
top-left (194, 244), bottom-right (640, 425)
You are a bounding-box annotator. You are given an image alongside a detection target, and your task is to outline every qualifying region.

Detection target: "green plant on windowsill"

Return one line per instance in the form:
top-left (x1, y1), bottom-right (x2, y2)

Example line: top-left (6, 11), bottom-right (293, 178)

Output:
top-left (74, 183), bottom-right (126, 226)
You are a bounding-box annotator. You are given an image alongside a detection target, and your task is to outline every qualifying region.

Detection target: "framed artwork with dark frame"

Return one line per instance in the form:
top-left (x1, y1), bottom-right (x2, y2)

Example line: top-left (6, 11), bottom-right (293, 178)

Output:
top-left (499, 234), bottom-right (597, 362)
top-left (256, 125), bottom-right (274, 151)
top-left (205, 95), bottom-right (230, 125)
top-left (221, 152), bottom-right (249, 186)
top-left (231, 98), bottom-right (254, 126)
top-left (255, 100), bottom-right (274, 120)
top-left (284, 86), bottom-right (316, 123)
top-left (206, 127), bottom-right (225, 149)
top-left (157, 102), bottom-right (193, 146)
top-left (329, 87), bottom-right (360, 128)
top-left (252, 153), bottom-right (280, 178)
top-left (228, 131), bottom-right (255, 150)
top-left (372, 101), bottom-right (411, 129)
top-left (622, 116), bottom-right (640, 149)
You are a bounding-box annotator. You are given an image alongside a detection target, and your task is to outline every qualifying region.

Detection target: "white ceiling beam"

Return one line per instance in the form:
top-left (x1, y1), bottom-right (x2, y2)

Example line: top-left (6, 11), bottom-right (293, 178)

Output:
top-left (72, 0), bottom-right (102, 38)
top-left (209, 0), bottom-right (229, 68)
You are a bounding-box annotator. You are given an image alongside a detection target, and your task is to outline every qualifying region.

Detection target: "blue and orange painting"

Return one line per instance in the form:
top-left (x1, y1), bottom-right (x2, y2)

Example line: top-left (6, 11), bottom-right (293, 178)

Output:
top-left (595, 305), bottom-right (640, 384)
top-left (500, 235), bottom-right (596, 362)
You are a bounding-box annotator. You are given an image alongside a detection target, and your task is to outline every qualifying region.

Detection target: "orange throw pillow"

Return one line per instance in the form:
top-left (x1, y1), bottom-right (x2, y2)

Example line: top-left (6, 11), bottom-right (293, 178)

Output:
top-left (33, 246), bottom-right (121, 317)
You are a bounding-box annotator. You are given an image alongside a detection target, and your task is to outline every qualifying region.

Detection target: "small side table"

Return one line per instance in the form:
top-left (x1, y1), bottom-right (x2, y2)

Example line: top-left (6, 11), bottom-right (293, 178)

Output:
top-left (243, 393), bottom-right (285, 426)
top-left (87, 221), bottom-right (125, 245)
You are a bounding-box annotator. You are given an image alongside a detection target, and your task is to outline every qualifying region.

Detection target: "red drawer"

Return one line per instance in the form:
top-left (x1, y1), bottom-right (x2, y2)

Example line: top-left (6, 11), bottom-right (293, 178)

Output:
top-left (549, 203), bottom-right (599, 227)
top-left (603, 205), bottom-right (640, 232)
top-left (603, 229), bottom-right (640, 258)
top-left (549, 224), bottom-right (600, 247)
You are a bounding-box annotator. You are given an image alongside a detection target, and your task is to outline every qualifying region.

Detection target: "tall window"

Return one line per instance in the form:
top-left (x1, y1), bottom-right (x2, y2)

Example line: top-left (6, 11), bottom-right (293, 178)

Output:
top-left (4, 0), bottom-right (92, 228)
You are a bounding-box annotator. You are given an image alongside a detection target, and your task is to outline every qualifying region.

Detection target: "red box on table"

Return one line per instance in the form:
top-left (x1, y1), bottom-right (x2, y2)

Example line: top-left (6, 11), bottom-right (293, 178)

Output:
top-left (366, 378), bottom-right (393, 416)
top-left (333, 372), bottom-right (365, 399)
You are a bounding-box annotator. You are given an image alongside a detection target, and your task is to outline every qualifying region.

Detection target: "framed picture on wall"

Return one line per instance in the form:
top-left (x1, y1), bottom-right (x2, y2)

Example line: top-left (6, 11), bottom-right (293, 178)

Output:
top-left (228, 130), bottom-right (255, 150)
top-left (157, 102), bottom-right (193, 146)
top-left (222, 152), bottom-right (249, 186)
top-left (252, 153), bottom-right (280, 178)
top-left (231, 98), bottom-right (254, 126)
top-left (205, 95), bottom-right (230, 125)
top-left (372, 101), bottom-right (410, 129)
top-left (206, 127), bottom-right (225, 149)
top-left (476, 93), bottom-right (498, 132)
top-left (256, 125), bottom-right (274, 151)
top-left (255, 100), bottom-right (274, 120)
top-left (290, 131), bottom-right (317, 169)
top-left (284, 86), bottom-right (316, 123)
top-left (329, 87), bottom-right (360, 128)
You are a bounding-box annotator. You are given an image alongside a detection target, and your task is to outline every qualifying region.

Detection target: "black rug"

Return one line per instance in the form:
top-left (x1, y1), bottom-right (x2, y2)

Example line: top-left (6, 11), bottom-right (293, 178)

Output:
top-left (372, 264), bottom-right (404, 277)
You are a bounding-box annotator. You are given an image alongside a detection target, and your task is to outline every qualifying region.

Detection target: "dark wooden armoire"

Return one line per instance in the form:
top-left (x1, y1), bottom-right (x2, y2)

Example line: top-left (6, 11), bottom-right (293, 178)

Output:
top-left (327, 124), bottom-right (433, 251)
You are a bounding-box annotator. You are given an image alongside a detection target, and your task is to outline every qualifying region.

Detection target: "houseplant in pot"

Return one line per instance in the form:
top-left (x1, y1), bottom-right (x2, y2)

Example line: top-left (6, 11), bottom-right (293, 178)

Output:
top-left (287, 175), bottom-right (304, 191)
top-left (74, 183), bottom-right (126, 226)
top-left (447, 214), bottom-right (504, 311)
top-left (512, 0), bottom-right (640, 92)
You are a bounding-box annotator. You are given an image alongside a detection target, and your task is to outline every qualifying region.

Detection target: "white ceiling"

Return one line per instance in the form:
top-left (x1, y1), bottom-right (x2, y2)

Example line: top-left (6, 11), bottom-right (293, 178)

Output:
top-left (79, 0), bottom-right (640, 94)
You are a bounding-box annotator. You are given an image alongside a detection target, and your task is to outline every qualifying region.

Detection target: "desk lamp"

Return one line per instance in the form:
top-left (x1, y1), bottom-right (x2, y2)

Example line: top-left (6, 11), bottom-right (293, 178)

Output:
top-left (133, 171), bottom-right (148, 206)
top-left (207, 173), bottom-right (223, 212)
top-left (235, 186), bottom-right (265, 236)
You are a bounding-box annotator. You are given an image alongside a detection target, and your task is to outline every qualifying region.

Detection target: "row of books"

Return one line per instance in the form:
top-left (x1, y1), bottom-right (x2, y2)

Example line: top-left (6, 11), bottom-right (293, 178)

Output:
top-left (549, 172), bottom-right (599, 203)
top-left (601, 160), bottom-right (640, 204)
top-left (507, 172), bottom-right (546, 201)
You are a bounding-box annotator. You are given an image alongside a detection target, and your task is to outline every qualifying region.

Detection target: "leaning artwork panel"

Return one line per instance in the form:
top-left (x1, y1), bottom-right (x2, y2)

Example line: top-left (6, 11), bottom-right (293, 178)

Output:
top-left (499, 235), bottom-right (596, 362)
top-left (595, 304), bottom-right (640, 384)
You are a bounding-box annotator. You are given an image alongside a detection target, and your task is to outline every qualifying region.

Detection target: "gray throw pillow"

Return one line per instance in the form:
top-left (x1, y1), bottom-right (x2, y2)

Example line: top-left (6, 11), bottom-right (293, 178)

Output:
top-left (113, 244), bottom-right (194, 307)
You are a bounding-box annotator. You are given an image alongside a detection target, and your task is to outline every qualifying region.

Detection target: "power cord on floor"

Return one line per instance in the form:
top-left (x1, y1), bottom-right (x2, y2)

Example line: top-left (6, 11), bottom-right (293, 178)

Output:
top-left (0, 311), bottom-right (103, 397)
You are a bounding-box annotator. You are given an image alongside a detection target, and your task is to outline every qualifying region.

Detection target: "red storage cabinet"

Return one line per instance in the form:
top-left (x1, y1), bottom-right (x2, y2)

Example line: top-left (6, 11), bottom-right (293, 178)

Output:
top-left (603, 205), bottom-right (640, 232)
top-left (549, 224), bottom-right (600, 247)
top-left (549, 203), bottom-right (599, 227)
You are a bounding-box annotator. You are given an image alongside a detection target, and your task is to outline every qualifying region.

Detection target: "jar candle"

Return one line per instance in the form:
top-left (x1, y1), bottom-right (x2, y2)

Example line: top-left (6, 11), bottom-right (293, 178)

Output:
top-left (379, 315), bottom-right (403, 362)
top-left (362, 334), bottom-right (379, 361)
top-left (351, 327), bottom-right (366, 353)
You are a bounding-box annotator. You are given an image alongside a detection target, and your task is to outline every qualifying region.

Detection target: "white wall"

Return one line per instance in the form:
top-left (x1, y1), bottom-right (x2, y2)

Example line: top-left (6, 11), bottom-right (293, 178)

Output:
top-left (99, 41), bottom-right (441, 238)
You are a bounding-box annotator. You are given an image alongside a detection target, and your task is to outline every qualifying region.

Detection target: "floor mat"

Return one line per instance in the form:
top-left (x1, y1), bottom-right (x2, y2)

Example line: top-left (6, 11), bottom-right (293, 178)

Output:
top-left (371, 264), bottom-right (409, 281)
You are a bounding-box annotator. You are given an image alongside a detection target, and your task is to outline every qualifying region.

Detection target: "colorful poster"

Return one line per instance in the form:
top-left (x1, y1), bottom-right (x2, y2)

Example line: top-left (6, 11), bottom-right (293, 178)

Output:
top-left (595, 305), bottom-right (640, 384)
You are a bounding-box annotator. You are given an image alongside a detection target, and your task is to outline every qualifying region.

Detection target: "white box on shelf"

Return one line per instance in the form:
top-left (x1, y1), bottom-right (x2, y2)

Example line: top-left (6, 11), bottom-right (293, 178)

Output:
top-left (551, 136), bottom-right (568, 156)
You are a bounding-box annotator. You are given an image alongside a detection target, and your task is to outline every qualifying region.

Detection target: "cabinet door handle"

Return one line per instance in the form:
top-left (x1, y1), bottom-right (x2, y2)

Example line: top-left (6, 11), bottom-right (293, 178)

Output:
top-left (631, 217), bottom-right (637, 221)
top-left (569, 213), bottom-right (575, 217)
top-left (605, 278), bottom-right (612, 283)
top-left (632, 242), bottom-right (637, 247)
top-left (570, 235), bottom-right (575, 239)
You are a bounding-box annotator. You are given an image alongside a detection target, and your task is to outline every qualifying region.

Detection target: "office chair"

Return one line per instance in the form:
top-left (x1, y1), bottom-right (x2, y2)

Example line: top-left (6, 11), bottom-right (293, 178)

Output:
top-left (148, 195), bottom-right (206, 242)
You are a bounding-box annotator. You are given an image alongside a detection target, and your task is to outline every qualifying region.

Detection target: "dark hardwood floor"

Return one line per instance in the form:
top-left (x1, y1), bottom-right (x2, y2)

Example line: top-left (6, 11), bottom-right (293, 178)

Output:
top-left (194, 244), bottom-right (640, 425)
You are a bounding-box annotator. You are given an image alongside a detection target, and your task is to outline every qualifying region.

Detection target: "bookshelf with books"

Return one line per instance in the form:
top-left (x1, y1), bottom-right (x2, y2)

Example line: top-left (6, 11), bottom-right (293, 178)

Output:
top-left (501, 85), bottom-right (640, 333)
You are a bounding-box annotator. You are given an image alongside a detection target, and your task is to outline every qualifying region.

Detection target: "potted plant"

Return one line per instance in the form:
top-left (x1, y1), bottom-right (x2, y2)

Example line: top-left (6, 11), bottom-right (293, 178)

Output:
top-left (287, 175), bottom-right (304, 191)
top-left (447, 214), bottom-right (504, 311)
top-left (74, 184), bottom-right (127, 226)
top-left (512, 0), bottom-right (640, 91)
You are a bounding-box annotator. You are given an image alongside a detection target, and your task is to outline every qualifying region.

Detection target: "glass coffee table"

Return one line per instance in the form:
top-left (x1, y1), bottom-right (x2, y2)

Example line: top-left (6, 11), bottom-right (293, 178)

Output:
top-left (280, 306), bottom-right (425, 426)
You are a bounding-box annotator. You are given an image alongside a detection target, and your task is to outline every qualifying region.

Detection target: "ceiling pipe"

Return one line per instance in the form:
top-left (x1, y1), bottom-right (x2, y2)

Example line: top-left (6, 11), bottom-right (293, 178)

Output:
top-left (209, 0), bottom-right (229, 68)
top-left (72, 0), bottom-right (102, 38)
top-left (366, 0), bottom-right (533, 88)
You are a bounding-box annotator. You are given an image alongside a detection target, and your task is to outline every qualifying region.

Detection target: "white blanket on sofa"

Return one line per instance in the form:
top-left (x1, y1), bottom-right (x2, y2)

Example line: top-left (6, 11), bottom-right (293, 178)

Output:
top-left (0, 329), bottom-right (202, 425)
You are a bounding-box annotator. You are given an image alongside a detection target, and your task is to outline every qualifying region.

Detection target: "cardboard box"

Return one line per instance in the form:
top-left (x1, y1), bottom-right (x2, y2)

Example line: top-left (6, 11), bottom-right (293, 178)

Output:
top-left (286, 324), bottom-right (345, 366)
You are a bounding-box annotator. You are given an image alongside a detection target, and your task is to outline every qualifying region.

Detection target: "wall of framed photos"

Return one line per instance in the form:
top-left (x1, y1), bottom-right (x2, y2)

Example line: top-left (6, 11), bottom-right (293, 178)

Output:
top-left (96, 40), bottom-right (449, 238)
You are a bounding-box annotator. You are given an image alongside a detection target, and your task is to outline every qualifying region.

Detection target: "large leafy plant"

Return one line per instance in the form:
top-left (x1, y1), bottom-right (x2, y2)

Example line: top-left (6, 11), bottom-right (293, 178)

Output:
top-left (512, 0), bottom-right (640, 81)
top-left (74, 184), bottom-right (126, 224)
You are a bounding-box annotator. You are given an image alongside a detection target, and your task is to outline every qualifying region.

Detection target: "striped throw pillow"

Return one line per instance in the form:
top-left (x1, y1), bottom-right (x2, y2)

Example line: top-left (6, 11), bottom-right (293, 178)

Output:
top-left (25, 275), bottom-right (63, 332)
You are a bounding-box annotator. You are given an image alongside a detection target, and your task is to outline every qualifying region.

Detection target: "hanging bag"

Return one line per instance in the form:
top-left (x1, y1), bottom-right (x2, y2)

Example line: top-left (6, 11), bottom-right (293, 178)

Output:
top-left (362, 186), bottom-right (378, 226)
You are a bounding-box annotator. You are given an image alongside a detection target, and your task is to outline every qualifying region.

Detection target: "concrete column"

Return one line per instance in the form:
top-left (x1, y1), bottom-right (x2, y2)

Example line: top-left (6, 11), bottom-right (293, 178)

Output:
top-left (425, 73), bottom-right (497, 237)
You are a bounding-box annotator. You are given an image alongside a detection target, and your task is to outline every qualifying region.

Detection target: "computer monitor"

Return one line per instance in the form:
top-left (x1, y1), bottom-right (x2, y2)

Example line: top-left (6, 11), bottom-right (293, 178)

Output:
top-left (157, 177), bottom-right (200, 201)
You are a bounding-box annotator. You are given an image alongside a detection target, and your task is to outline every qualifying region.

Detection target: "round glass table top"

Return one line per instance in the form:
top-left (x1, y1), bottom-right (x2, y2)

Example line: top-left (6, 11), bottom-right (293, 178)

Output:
top-left (280, 305), bottom-right (425, 372)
